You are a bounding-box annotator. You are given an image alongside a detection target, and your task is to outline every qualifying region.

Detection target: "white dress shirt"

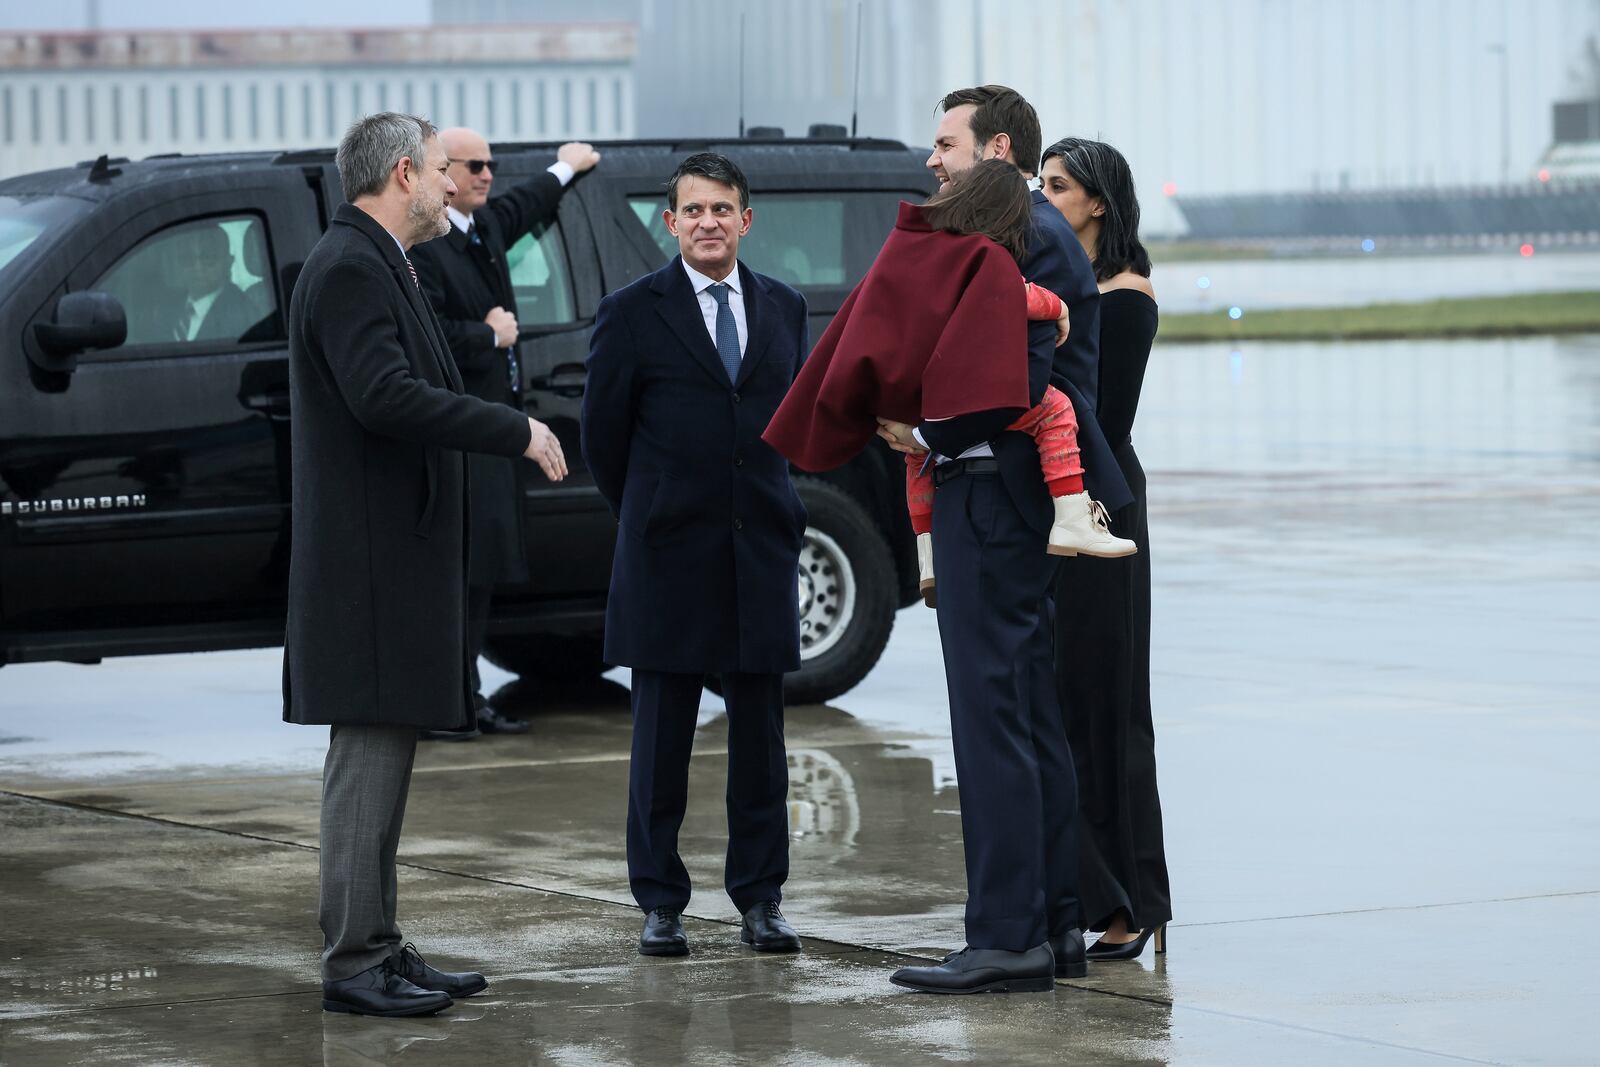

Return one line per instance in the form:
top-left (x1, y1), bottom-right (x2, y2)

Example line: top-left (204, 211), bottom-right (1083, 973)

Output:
top-left (681, 258), bottom-right (749, 358)
top-left (181, 286), bottom-right (222, 341)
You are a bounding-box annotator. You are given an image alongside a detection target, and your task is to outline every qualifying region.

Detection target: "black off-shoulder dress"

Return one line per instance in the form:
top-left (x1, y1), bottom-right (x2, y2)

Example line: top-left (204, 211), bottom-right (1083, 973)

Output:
top-left (1054, 286), bottom-right (1171, 934)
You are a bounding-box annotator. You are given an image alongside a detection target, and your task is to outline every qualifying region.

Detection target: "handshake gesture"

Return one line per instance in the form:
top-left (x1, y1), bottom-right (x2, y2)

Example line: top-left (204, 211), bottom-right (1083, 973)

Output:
top-left (525, 417), bottom-right (568, 481)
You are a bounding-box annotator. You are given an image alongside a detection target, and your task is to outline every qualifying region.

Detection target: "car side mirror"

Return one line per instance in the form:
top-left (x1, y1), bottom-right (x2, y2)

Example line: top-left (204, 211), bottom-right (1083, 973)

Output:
top-left (31, 291), bottom-right (128, 372)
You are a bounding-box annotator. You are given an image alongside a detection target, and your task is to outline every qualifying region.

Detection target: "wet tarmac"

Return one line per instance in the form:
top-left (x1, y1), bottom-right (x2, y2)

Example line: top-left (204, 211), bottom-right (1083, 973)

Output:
top-left (3, 335), bottom-right (1599, 1065)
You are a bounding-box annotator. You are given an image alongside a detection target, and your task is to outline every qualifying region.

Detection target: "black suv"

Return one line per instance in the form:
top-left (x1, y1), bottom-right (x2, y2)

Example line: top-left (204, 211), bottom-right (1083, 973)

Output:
top-left (0, 138), bottom-right (936, 702)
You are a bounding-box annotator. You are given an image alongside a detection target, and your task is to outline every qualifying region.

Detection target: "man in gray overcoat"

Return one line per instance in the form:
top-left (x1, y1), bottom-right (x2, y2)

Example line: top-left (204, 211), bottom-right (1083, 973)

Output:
top-left (284, 112), bottom-right (567, 1018)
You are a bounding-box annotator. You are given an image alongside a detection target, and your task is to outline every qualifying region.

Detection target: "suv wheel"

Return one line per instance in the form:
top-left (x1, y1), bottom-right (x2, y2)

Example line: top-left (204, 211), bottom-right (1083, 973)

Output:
top-left (708, 477), bottom-right (896, 705)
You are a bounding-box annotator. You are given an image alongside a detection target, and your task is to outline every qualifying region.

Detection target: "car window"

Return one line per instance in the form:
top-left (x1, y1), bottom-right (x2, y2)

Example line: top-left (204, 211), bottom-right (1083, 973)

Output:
top-left (94, 216), bottom-right (283, 348)
top-left (1, 195), bottom-right (91, 283)
top-left (626, 191), bottom-right (912, 289)
top-left (504, 221), bottom-right (576, 325)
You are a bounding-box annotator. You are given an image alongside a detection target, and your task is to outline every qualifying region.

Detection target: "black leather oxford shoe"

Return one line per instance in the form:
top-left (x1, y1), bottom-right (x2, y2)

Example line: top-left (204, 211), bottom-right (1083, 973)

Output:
top-left (1050, 928), bottom-right (1087, 979)
top-left (322, 957), bottom-right (453, 1017)
top-left (476, 707), bottom-right (530, 735)
top-left (393, 942), bottom-right (488, 998)
top-left (639, 907), bottom-right (690, 957)
top-left (890, 943), bottom-right (1056, 995)
top-left (740, 901), bottom-right (801, 953)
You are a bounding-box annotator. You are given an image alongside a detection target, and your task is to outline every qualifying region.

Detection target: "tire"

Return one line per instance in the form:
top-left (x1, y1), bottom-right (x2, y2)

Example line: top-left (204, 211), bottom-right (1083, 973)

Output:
top-left (706, 477), bottom-right (896, 705)
top-left (482, 631), bottom-right (607, 682)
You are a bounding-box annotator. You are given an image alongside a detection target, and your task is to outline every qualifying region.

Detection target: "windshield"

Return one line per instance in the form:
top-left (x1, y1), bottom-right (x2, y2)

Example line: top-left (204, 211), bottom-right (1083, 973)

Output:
top-left (0, 195), bottom-right (90, 284)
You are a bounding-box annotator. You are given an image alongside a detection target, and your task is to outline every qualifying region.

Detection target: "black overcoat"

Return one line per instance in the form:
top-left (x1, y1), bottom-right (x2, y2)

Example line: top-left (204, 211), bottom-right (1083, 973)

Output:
top-left (581, 257), bottom-right (809, 675)
top-left (283, 203), bottom-right (532, 730)
top-left (410, 171), bottom-right (565, 586)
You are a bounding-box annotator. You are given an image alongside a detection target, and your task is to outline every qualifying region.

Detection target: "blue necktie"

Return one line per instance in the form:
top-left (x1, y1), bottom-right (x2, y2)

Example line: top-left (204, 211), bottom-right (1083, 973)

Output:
top-left (708, 282), bottom-right (741, 383)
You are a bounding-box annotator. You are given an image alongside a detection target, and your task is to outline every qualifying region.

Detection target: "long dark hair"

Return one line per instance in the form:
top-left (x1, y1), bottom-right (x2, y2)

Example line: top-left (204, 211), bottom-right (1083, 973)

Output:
top-left (921, 159), bottom-right (1033, 261)
top-left (1041, 137), bottom-right (1150, 282)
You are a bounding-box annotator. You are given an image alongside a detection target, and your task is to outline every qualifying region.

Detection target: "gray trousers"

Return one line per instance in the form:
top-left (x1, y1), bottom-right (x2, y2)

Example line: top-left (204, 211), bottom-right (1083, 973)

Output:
top-left (319, 723), bottom-right (418, 982)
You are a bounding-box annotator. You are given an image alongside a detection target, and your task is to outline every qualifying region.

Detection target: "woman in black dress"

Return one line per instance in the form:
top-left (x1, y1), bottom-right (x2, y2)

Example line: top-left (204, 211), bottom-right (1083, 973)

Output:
top-left (1041, 137), bottom-right (1171, 960)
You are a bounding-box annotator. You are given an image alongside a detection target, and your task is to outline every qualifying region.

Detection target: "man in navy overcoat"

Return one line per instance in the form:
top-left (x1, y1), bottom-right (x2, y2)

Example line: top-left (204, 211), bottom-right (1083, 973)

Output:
top-left (878, 85), bottom-right (1109, 994)
top-left (581, 153), bottom-right (809, 958)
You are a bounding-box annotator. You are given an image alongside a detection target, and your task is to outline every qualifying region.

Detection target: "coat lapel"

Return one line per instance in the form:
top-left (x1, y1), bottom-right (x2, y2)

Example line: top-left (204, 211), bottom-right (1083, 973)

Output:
top-left (734, 262), bottom-right (779, 388)
top-left (334, 205), bottom-right (461, 390)
top-left (650, 257), bottom-right (735, 389)
top-left (462, 212), bottom-right (512, 307)
top-left (397, 259), bottom-right (462, 389)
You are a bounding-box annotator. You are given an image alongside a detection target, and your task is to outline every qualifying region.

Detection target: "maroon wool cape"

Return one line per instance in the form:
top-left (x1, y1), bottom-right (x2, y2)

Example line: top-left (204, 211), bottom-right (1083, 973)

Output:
top-left (762, 201), bottom-right (1031, 472)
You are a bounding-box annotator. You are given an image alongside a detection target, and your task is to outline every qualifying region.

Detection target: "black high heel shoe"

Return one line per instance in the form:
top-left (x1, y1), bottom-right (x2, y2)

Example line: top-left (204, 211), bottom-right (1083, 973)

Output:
top-left (1085, 923), bottom-right (1167, 961)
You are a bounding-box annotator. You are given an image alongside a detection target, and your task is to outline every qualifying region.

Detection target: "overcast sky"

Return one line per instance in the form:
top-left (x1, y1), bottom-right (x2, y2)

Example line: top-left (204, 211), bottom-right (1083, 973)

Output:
top-left (0, 0), bottom-right (432, 30)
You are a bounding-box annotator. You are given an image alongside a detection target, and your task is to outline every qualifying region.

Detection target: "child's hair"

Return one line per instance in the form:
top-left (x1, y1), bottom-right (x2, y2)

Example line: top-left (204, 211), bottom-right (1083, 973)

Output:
top-left (921, 158), bottom-right (1033, 261)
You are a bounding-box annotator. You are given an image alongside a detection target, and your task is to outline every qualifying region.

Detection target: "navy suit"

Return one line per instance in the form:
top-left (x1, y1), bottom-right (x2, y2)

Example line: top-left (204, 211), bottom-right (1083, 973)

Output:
top-left (912, 196), bottom-right (1114, 952)
top-left (581, 255), bottom-right (809, 914)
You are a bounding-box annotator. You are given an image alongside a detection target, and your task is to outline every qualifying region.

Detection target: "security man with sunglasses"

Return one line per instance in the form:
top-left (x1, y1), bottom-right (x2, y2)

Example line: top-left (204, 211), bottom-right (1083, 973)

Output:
top-left (411, 130), bottom-right (601, 740)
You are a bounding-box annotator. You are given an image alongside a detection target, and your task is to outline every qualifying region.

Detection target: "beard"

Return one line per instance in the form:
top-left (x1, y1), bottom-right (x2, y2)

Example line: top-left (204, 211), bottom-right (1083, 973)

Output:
top-left (407, 188), bottom-right (450, 244)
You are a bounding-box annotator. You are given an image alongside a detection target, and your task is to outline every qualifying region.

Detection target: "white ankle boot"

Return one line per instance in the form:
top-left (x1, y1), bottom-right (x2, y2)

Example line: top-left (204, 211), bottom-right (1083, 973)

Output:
top-left (1048, 492), bottom-right (1138, 558)
top-left (917, 531), bottom-right (937, 608)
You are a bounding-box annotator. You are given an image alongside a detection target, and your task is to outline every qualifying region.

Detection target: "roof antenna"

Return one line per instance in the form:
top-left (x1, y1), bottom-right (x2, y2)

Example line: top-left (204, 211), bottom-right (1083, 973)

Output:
top-left (737, 4), bottom-right (747, 138)
top-left (849, 0), bottom-right (864, 138)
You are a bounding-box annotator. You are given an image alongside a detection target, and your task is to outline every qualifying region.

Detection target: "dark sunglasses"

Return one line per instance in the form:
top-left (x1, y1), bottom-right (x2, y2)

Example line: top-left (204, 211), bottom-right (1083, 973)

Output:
top-left (449, 158), bottom-right (496, 175)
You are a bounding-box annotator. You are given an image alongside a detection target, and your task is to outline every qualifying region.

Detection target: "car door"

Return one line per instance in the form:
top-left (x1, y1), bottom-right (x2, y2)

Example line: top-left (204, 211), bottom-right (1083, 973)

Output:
top-left (1, 173), bottom-right (320, 640)
top-left (490, 157), bottom-right (611, 599)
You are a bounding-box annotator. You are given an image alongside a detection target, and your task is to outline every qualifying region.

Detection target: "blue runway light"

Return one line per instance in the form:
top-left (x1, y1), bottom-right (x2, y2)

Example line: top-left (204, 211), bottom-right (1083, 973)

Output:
top-left (1197, 275), bottom-right (1212, 289)
top-left (1228, 306), bottom-right (1243, 320)
top-left (1361, 238), bottom-right (1376, 253)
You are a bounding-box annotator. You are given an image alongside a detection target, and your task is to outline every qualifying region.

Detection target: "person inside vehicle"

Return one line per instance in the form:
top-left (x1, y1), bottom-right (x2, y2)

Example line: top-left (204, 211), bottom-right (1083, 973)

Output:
top-left (162, 224), bottom-right (270, 344)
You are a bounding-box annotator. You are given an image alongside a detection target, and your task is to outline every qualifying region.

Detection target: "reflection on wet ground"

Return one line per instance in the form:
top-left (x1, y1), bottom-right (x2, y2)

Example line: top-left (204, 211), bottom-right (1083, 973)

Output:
top-left (2, 335), bottom-right (1599, 1064)
top-left (1153, 248), bottom-right (1600, 314)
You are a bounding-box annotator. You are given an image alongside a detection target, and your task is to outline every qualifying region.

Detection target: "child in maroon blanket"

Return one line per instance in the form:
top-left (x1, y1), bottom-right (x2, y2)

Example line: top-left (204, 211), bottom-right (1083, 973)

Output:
top-left (764, 161), bottom-right (1134, 605)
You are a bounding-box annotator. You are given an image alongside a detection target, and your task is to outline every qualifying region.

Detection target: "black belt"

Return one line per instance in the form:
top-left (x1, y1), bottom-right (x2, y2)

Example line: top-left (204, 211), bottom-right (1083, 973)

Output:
top-left (932, 457), bottom-right (1000, 487)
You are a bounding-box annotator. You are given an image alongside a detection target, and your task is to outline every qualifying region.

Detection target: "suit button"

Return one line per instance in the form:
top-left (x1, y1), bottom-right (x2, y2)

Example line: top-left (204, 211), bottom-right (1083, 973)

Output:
top-left (734, 453), bottom-right (744, 467)
top-left (734, 518), bottom-right (744, 531)
top-left (732, 392), bottom-right (741, 403)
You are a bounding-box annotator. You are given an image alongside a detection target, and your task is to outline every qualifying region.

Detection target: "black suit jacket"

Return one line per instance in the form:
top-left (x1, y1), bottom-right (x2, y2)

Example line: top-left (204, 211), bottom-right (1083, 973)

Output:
top-left (411, 169), bottom-right (565, 584)
top-left (283, 202), bottom-right (531, 730)
top-left (191, 282), bottom-right (265, 343)
top-left (411, 170), bottom-right (564, 404)
top-left (580, 257), bottom-right (809, 674)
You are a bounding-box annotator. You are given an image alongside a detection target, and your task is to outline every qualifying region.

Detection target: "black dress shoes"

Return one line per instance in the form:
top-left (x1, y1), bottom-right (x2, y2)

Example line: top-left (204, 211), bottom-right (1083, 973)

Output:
top-left (890, 943), bottom-right (1056, 994)
top-left (393, 942), bottom-right (488, 998)
top-left (322, 957), bottom-right (452, 1017)
top-left (639, 907), bottom-right (690, 957)
top-left (740, 901), bottom-right (801, 953)
top-left (1050, 928), bottom-right (1087, 979)
top-left (476, 706), bottom-right (530, 735)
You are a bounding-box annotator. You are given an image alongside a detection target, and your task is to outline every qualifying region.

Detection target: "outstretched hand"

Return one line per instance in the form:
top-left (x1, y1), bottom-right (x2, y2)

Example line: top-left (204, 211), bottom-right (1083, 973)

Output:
top-left (525, 417), bottom-right (568, 481)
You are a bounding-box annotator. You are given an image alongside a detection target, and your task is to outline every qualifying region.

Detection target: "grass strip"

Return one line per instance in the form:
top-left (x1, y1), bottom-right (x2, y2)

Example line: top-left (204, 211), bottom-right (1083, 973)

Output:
top-left (1158, 290), bottom-right (1600, 342)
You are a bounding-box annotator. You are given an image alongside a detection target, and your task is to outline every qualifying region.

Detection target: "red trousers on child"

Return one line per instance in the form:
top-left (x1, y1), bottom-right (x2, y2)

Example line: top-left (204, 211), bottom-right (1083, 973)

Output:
top-left (905, 385), bottom-right (1085, 536)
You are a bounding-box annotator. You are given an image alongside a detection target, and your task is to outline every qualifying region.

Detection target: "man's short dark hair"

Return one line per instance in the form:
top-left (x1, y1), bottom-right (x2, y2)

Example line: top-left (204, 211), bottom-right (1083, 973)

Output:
top-left (665, 152), bottom-right (750, 212)
top-left (939, 85), bottom-right (1043, 177)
